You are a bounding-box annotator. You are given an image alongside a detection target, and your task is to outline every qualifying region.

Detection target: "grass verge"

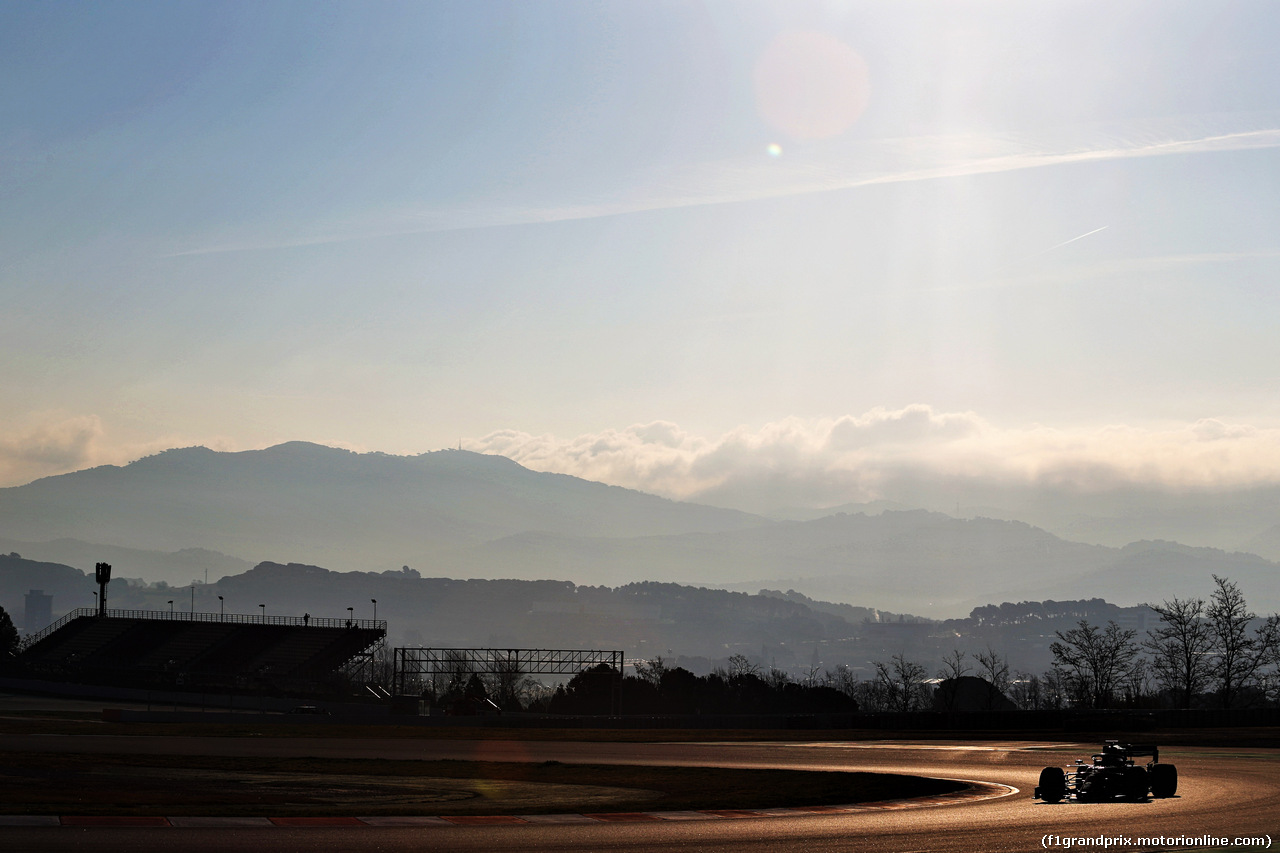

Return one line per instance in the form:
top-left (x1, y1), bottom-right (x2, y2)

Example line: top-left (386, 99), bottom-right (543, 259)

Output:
top-left (0, 751), bottom-right (963, 817)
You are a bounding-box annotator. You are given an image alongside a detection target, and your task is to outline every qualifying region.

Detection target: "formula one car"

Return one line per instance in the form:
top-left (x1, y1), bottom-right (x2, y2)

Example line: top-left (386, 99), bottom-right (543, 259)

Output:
top-left (1034, 741), bottom-right (1178, 803)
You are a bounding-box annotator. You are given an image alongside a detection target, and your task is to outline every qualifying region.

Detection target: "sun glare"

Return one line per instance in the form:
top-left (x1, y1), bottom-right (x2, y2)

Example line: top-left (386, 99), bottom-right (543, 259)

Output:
top-left (753, 29), bottom-right (871, 141)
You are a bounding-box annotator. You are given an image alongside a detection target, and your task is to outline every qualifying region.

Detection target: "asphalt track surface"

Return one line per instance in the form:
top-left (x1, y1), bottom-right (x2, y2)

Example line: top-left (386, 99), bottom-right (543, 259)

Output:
top-left (2, 735), bottom-right (1277, 852)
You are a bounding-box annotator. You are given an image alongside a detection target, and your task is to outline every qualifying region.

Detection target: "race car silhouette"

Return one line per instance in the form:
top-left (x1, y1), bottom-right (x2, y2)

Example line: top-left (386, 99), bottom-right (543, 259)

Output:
top-left (1034, 740), bottom-right (1178, 803)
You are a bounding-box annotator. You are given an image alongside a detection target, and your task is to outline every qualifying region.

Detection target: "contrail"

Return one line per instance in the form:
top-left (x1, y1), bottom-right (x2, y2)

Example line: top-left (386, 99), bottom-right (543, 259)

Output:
top-left (943, 224), bottom-right (1113, 291)
top-left (1037, 225), bottom-right (1109, 256)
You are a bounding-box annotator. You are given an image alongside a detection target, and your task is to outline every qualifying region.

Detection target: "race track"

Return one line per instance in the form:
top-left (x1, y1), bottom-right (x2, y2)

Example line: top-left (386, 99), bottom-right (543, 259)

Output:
top-left (2, 735), bottom-right (1277, 852)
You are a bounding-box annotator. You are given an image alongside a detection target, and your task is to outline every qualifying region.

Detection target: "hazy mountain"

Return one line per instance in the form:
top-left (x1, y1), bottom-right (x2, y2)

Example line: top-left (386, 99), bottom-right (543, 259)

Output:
top-left (0, 537), bottom-right (250, 587)
top-left (3, 442), bottom-right (1277, 619)
top-left (438, 510), bottom-right (1280, 616)
top-left (461, 510), bottom-right (1097, 614)
top-left (998, 539), bottom-right (1280, 608)
top-left (764, 500), bottom-right (916, 522)
top-left (747, 483), bottom-right (1280, 560)
top-left (1240, 522), bottom-right (1280, 562)
top-left (944, 486), bottom-right (1280, 556)
top-left (0, 554), bottom-right (92, 632)
top-left (0, 442), bottom-right (765, 572)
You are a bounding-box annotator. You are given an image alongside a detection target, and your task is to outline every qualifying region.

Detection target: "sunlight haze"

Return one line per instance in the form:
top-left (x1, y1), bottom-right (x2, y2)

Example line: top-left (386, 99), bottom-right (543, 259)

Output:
top-left (3, 1), bottom-right (1279, 519)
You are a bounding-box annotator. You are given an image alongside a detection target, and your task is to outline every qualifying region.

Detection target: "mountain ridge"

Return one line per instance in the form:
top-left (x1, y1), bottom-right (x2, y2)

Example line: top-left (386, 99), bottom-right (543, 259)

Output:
top-left (0, 442), bottom-right (768, 568)
top-left (3, 441), bottom-right (1277, 617)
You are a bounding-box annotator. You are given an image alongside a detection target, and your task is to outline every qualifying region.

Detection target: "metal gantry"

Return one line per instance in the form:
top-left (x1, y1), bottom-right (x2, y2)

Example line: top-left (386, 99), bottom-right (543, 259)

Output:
top-left (393, 647), bottom-right (624, 713)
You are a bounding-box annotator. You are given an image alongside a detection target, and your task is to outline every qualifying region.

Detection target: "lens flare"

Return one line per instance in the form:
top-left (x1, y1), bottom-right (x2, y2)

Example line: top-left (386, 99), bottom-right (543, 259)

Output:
top-left (767, 143), bottom-right (783, 157)
top-left (754, 30), bottom-right (870, 141)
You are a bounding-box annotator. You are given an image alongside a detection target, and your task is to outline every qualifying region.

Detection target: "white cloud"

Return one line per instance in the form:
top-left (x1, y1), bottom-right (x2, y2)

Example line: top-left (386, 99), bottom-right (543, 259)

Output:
top-left (0, 416), bottom-right (106, 486)
top-left (826, 405), bottom-right (982, 451)
top-left (0, 417), bottom-right (244, 488)
top-left (467, 407), bottom-right (1280, 514)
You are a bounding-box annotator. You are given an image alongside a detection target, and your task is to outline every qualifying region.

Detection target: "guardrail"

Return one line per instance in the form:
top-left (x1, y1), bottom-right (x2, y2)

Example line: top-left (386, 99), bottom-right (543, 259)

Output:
top-left (19, 608), bottom-right (386, 652)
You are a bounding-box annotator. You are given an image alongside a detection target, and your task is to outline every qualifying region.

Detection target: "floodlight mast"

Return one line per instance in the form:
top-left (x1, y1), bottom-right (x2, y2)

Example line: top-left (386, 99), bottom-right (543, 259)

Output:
top-left (94, 562), bottom-right (112, 616)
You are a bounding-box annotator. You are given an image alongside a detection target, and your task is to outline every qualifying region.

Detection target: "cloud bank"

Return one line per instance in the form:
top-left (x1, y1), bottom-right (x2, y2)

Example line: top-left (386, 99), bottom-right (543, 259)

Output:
top-left (11, 407), bottom-right (1280, 525)
top-left (0, 416), bottom-right (106, 488)
top-left (0, 417), bottom-right (235, 489)
top-left (468, 406), bottom-right (1280, 514)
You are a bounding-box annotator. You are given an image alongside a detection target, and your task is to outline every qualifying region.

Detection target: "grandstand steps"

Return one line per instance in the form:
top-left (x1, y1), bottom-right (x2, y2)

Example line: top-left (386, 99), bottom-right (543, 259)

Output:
top-left (14, 613), bottom-right (386, 695)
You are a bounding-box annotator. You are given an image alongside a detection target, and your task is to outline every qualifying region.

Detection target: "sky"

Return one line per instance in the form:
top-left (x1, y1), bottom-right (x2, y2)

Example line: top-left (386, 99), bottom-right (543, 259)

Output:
top-left (3, 0), bottom-right (1280, 514)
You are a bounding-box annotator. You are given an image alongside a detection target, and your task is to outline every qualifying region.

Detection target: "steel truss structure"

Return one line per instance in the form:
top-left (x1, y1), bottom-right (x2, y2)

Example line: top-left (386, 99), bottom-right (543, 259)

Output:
top-left (341, 635), bottom-right (389, 694)
top-left (392, 647), bottom-right (623, 713)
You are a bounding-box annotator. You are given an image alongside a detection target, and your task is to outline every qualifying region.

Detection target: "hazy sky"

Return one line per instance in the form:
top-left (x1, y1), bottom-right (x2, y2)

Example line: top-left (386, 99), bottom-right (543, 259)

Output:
top-left (3, 1), bottom-right (1280, 510)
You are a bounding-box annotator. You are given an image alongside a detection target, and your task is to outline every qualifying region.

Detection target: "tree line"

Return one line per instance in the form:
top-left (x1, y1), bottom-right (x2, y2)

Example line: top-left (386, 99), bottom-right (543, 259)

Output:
top-left (861, 575), bottom-right (1280, 712)
top-left (428, 575), bottom-right (1279, 716)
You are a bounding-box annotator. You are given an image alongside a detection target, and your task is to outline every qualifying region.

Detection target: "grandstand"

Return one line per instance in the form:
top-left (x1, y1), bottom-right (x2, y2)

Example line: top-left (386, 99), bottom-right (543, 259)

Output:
top-left (16, 609), bottom-right (385, 696)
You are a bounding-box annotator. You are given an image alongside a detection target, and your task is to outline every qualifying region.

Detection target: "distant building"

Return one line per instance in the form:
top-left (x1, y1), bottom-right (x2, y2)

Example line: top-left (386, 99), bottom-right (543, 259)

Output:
top-left (24, 589), bottom-right (53, 635)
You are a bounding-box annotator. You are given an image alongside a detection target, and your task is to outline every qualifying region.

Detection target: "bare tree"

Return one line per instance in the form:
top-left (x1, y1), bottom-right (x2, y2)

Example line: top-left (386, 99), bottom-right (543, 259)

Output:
top-left (1119, 656), bottom-right (1153, 706)
top-left (726, 653), bottom-right (760, 679)
top-left (1040, 667), bottom-right (1068, 710)
top-left (934, 649), bottom-right (970, 711)
top-left (517, 679), bottom-right (553, 710)
top-left (765, 667), bottom-right (791, 690)
top-left (874, 654), bottom-right (930, 712)
top-left (633, 655), bottom-right (668, 689)
top-left (1207, 576), bottom-right (1280, 708)
top-left (486, 655), bottom-right (528, 710)
top-left (975, 646), bottom-right (1011, 710)
top-left (823, 664), bottom-right (859, 700)
top-left (852, 678), bottom-right (889, 712)
top-left (1050, 620), bottom-right (1141, 708)
top-left (1144, 596), bottom-right (1213, 709)
top-left (1008, 670), bottom-right (1042, 710)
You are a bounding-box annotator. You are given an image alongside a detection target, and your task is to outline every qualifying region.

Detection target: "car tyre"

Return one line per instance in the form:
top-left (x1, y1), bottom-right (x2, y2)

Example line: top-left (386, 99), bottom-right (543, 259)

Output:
top-left (1124, 765), bottom-right (1149, 800)
top-left (1149, 763), bottom-right (1177, 798)
top-left (1038, 766), bottom-right (1067, 803)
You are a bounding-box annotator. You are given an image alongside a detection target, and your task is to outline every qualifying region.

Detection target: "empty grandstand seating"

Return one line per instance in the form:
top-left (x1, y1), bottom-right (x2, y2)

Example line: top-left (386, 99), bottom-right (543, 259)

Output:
top-left (21, 617), bottom-right (136, 667)
top-left (132, 623), bottom-right (237, 670)
top-left (16, 612), bottom-right (385, 695)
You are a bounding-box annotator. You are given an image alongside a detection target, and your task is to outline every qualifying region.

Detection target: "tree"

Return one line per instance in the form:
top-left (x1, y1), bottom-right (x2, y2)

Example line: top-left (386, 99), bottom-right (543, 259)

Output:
top-left (823, 665), bottom-right (859, 701)
top-left (1033, 667), bottom-right (1068, 710)
top-left (726, 653), bottom-right (760, 679)
top-left (551, 664), bottom-right (619, 714)
top-left (873, 654), bottom-right (930, 713)
top-left (1206, 575), bottom-right (1280, 708)
top-left (1050, 620), bottom-right (1141, 708)
top-left (633, 656), bottom-right (668, 689)
top-left (934, 649), bottom-right (970, 711)
top-left (1144, 596), bottom-right (1213, 709)
top-left (0, 605), bottom-right (17, 662)
top-left (975, 646), bottom-right (1011, 710)
top-left (765, 667), bottom-right (791, 690)
top-left (485, 655), bottom-right (533, 710)
top-left (1008, 670), bottom-right (1043, 710)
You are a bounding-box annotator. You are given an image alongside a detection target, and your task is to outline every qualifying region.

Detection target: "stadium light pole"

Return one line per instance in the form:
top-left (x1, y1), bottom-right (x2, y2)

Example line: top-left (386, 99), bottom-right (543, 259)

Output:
top-left (168, 600), bottom-right (173, 616)
top-left (259, 604), bottom-right (265, 623)
top-left (218, 595), bottom-right (224, 621)
top-left (371, 599), bottom-right (377, 623)
top-left (190, 583), bottom-right (194, 613)
top-left (347, 606), bottom-right (353, 627)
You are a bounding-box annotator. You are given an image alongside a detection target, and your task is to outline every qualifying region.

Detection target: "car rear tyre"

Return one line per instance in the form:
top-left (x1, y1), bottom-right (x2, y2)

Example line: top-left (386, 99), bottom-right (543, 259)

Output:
top-left (1038, 766), bottom-right (1067, 803)
top-left (1150, 763), bottom-right (1178, 798)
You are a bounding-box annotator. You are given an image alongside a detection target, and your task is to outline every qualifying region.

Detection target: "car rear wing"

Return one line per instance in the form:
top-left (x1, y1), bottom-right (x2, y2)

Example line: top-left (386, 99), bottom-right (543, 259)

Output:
top-left (1122, 743), bottom-right (1160, 762)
